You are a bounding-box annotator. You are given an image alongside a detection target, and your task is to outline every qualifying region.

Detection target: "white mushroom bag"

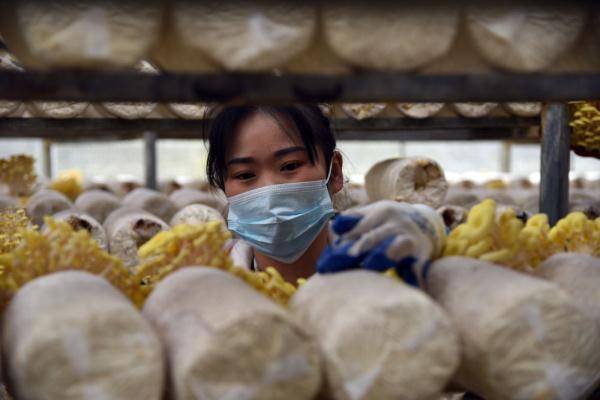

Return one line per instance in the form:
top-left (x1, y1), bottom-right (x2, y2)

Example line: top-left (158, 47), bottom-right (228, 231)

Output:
top-left (466, 4), bottom-right (585, 72)
top-left (169, 188), bottom-right (227, 214)
top-left (426, 257), bottom-right (600, 400)
top-left (122, 187), bottom-right (177, 222)
top-left (365, 157), bottom-right (449, 208)
top-left (323, 2), bottom-right (459, 70)
top-left (50, 209), bottom-right (109, 250)
top-left (103, 207), bottom-right (168, 269)
top-left (143, 267), bottom-right (322, 400)
top-left (536, 253), bottom-right (600, 327)
top-left (29, 101), bottom-right (89, 119)
top-left (2, 271), bottom-right (164, 400)
top-left (170, 204), bottom-right (224, 226)
top-left (152, 0), bottom-right (316, 72)
top-left (74, 189), bottom-right (121, 223)
top-left (289, 270), bottom-right (460, 400)
top-left (0, 0), bottom-right (163, 69)
top-left (25, 189), bottom-right (73, 227)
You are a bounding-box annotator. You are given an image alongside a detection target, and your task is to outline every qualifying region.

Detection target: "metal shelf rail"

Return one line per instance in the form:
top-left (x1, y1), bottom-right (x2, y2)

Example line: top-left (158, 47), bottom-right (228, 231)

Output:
top-left (0, 70), bottom-right (598, 103)
top-left (0, 69), bottom-right (591, 223)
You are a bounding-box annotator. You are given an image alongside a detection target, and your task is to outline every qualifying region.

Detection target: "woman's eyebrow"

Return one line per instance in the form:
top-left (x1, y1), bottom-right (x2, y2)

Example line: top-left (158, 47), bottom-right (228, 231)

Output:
top-left (274, 146), bottom-right (306, 158)
top-left (227, 156), bottom-right (254, 166)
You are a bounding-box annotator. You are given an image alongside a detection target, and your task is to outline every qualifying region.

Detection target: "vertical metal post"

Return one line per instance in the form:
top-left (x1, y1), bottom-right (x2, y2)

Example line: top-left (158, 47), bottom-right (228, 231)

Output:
top-left (500, 141), bottom-right (511, 173)
top-left (540, 103), bottom-right (570, 225)
top-left (42, 139), bottom-right (52, 179)
top-left (144, 131), bottom-right (157, 190)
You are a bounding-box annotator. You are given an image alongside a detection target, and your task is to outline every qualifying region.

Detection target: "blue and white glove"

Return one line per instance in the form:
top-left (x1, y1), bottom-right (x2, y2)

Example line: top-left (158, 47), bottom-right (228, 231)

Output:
top-left (317, 200), bottom-right (445, 286)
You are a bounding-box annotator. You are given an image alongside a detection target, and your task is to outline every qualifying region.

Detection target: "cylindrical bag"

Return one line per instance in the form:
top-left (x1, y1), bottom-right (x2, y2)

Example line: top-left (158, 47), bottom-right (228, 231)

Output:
top-left (2, 271), bottom-right (164, 400)
top-left (289, 270), bottom-right (460, 400)
top-left (0, 0), bottom-right (163, 69)
top-left (25, 189), bottom-right (73, 227)
top-left (426, 257), bottom-right (600, 400)
top-left (74, 189), bottom-right (121, 223)
top-left (536, 253), bottom-right (600, 327)
top-left (152, 1), bottom-right (316, 72)
top-left (142, 267), bottom-right (322, 400)
top-left (365, 157), bottom-right (448, 208)
top-left (104, 207), bottom-right (168, 269)
top-left (122, 187), bottom-right (177, 223)
top-left (169, 188), bottom-right (227, 214)
top-left (322, 2), bottom-right (459, 71)
top-left (503, 102), bottom-right (542, 117)
top-left (170, 204), bottom-right (224, 226)
top-left (466, 4), bottom-right (585, 72)
top-left (49, 209), bottom-right (108, 250)
top-left (28, 101), bottom-right (88, 118)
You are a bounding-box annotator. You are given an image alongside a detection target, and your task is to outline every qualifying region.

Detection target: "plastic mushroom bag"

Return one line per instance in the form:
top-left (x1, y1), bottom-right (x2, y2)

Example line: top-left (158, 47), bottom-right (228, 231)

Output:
top-left (25, 189), bottom-right (73, 227)
top-left (536, 253), bottom-right (600, 326)
top-left (452, 103), bottom-right (498, 118)
top-left (142, 267), bottom-right (322, 400)
top-left (153, 0), bottom-right (316, 72)
top-left (396, 103), bottom-right (445, 119)
top-left (289, 270), bottom-right (460, 400)
top-left (0, 51), bottom-right (23, 117)
top-left (167, 103), bottom-right (211, 120)
top-left (49, 209), bottom-right (108, 250)
top-left (28, 101), bottom-right (88, 119)
top-left (322, 2), bottom-right (459, 70)
top-left (170, 204), bottom-right (224, 226)
top-left (2, 271), bottom-right (164, 400)
top-left (341, 103), bottom-right (386, 120)
top-left (426, 257), bottom-right (600, 400)
top-left (169, 188), bottom-right (227, 214)
top-left (122, 187), bottom-right (177, 222)
top-left (365, 157), bottom-right (449, 208)
top-left (99, 61), bottom-right (158, 119)
top-left (104, 207), bottom-right (168, 269)
top-left (503, 102), bottom-right (542, 117)
top-left (74, 189), bottom-right (121, 223)
top-left (466, 4), bottom-right (585, 72)
top-left (0, 0), bottom-right (163, 69)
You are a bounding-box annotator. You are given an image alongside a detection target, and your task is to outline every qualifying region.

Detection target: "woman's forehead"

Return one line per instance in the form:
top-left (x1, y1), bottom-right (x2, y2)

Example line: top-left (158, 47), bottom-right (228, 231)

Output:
top-left (226, 112), bottom-right (304, 160)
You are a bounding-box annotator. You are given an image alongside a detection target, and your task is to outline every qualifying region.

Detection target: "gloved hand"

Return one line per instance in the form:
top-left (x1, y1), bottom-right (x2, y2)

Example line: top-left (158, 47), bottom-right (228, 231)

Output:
top-left (317, 200), bottom-right (445, 286)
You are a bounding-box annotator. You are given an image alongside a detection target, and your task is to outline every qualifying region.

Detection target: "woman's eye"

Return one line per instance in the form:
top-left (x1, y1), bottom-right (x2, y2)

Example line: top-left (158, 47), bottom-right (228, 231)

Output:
top-left (234, 172), bottom-right (255, 181)
top-left (281, 162), bottom-right (301, 172)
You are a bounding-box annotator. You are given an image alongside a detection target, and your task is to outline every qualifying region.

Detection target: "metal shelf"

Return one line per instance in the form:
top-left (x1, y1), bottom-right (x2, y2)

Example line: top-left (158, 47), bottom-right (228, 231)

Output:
top-left (0, 70), bottom-right (599, 103)
top-left (0, 117), bottom-right (539, 142)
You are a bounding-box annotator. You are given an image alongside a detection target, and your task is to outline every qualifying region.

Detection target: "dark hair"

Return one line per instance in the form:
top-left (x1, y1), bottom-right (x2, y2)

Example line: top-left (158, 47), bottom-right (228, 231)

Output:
top-left (204, 105), bottom-right (336, 190)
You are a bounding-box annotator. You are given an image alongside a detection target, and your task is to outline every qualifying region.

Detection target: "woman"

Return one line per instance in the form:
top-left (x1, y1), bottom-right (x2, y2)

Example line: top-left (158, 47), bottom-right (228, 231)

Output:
top-left (206, 105), bottom-right (443, 284)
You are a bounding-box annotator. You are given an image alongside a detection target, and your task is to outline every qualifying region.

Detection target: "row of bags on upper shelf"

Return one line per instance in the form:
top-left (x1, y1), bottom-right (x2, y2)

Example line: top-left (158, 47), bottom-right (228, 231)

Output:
top-left (0, 1), bottom-right (598, 73)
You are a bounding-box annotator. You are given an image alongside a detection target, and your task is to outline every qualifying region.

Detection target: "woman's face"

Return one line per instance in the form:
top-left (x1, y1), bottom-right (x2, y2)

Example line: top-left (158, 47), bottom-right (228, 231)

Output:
top-left (223, 112), bottom-right (342, 197)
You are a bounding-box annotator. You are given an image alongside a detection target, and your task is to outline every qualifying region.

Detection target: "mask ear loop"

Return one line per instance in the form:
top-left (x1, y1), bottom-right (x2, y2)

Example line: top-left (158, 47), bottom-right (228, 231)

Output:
top-left (325, 150), bottom-right (338, 185)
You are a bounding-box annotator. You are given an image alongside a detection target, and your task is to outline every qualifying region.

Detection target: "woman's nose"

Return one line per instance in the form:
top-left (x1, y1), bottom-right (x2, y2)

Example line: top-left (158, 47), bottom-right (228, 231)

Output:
top-left (256, 172), bottom-right (282, 188)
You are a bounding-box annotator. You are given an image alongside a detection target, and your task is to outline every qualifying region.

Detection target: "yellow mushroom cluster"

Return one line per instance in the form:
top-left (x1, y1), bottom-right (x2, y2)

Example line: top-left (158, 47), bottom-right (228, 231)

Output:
top-left (570, 102), bottom-right (600, 157)
top-left (445, 199), bottom-right (600, 271)
top-left (0, 217), bottom-right (143, 308)
top-left (0, 154), bottom-right (37, 197)
top-left (136, 221), bottom-right (300, 306)
top-left (549, 212), bottom-right (600, 256)
top-left (49, 170), bottom-right (84, 201)
top-left (0, 208), bottom-right (32, 254)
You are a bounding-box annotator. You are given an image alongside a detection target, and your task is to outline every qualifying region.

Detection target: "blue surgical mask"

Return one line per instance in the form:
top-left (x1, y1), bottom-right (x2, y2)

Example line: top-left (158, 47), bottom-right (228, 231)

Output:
top-left (227, 164), bottom-right (335, 263)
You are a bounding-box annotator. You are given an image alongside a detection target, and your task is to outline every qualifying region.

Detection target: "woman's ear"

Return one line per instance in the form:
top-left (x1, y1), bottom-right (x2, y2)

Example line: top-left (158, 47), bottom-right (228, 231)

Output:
top-left (329, 151), bottom-right (344, 195)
